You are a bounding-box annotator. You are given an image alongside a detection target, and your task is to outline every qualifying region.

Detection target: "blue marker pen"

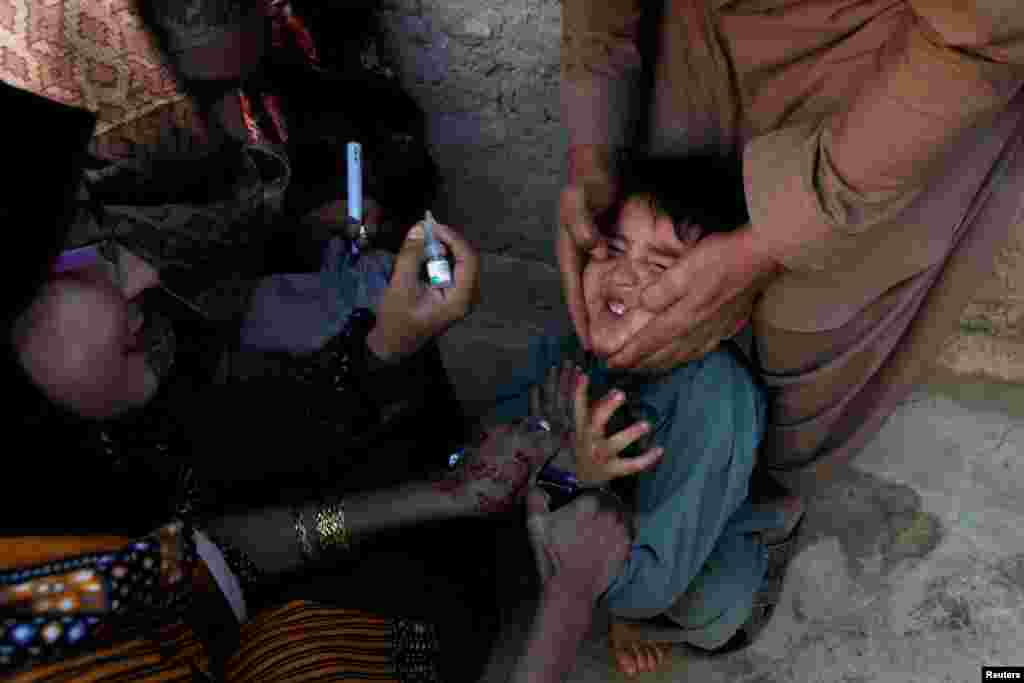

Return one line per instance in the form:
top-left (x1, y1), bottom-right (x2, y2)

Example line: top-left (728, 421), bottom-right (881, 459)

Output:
top-left (347, 142), bottom-right (362, 225)
top-left (347, 142), bottom-right (366, 261)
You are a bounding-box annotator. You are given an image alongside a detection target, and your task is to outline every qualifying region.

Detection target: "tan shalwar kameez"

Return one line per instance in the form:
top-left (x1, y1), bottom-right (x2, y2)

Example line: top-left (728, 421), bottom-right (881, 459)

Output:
top-left (562, 0), bottom-right (1024, 493)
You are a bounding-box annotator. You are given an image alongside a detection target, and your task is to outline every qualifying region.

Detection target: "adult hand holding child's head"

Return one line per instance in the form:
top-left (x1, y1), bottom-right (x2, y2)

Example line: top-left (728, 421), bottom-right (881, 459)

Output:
top-left (367, 220), bottom-right (481, 361)
top-left (601, 227), bottom-right (780, 371)
top-left (557, 145), bottom-right (786, 373)
top-left (557, 145), bottom-right (617, 352)
top-left (593, 226), bottom-right (781, 373)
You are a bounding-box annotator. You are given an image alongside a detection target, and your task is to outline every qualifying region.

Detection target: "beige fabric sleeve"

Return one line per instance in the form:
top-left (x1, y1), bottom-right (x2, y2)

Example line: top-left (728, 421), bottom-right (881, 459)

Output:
top-left (743, 0), bottom-right (1024, 272)
top-left (560, 0), bottom-right (645, 150)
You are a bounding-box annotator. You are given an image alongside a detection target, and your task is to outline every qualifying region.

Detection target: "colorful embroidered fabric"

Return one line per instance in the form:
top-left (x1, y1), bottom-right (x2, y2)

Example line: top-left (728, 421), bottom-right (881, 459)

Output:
top-left (6, 621), bottom-right (209, 683)
top-left (0, 523), bottom-right (197, 674)
top-left (0, 0), bottom-right (184, 134)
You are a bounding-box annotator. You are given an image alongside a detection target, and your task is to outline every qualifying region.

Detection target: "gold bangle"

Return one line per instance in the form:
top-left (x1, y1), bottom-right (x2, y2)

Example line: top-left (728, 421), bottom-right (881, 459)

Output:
top-left (313, 500), bottom-right (352, 555)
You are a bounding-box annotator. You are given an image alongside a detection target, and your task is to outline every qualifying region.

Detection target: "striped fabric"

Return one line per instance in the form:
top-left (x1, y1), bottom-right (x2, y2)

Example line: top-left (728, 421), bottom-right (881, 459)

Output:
top-left (228, 601), bottom-right (402, 682)
top-left (9, 602), bottom-right (441, 682)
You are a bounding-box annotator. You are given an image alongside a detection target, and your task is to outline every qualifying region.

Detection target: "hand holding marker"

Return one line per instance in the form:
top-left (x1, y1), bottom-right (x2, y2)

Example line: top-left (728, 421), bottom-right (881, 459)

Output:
top-left (348, 139), bottom-right (453, 292)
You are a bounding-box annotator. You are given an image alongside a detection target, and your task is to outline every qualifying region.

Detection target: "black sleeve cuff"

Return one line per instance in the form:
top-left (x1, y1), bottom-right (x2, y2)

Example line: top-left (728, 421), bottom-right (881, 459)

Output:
top-left (342, 308), bottom-right (434, 412)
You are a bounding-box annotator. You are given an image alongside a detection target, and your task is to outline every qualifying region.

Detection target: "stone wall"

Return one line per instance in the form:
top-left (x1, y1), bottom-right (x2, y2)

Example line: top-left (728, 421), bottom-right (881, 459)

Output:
top-left (379, 0), bottom-right (564, 264)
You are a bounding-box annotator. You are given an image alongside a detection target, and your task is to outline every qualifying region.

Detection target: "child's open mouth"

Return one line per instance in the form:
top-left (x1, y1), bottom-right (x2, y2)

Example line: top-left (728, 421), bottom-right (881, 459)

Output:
top-left (608, 300), bottom-right (627, 317)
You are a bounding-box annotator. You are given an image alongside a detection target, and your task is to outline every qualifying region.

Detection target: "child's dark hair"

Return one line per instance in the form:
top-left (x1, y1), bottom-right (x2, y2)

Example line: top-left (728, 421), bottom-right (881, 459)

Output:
top-left (596, 148), bottom-right (749, 241)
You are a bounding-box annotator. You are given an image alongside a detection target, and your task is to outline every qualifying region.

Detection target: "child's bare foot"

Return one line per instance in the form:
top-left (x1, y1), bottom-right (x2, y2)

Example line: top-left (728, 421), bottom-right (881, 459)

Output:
top-left (609, 618), bottom-right (671, 677)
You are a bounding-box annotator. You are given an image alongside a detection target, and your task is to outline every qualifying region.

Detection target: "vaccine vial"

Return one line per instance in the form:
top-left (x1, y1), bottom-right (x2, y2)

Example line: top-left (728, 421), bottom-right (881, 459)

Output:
top-left (424, 211), bottom-right (454, 288)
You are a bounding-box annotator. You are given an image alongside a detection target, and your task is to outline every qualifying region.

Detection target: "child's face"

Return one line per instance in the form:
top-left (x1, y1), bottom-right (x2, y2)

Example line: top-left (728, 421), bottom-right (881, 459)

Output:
top-left (582, 196), bottom-right (702, 359)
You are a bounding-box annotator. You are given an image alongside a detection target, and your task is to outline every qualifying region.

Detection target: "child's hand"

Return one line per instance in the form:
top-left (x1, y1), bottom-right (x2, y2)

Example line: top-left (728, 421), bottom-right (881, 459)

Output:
top-left (528, 360), bottom-right (580, 436)
top-left (571, 367), bottom-right (665, 487)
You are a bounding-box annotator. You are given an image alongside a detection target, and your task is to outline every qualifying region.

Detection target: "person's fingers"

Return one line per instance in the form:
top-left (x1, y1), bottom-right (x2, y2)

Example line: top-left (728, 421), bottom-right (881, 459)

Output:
top-left (536, 543), bottom-right (556, 585)
top-left (559, 186), bottom-right (602, 251)
top-left (425, 220), bottom-right (469, 263)
top-left (638, 645), bottom-right (653, 673)
top-left (605, 304), bottom-right (703, 370)
top-left (590, 307), bottom-right (651, 360)
top-left (614, 647), bottom-right (637, 677)
top-left (700, 338), bottom-right (720, 359)
top-left (572, 368), bottom-right (591, 434)
top-left (631, 644), bottom-right (648, 674)
top-left (430, 221), bottom-right (481, 314)
top-left (526, 486), bottom-right (550, 517)
top-left (559, 360), bottom-right (575, 405)
top-left (606, 420), bottom-right (652, 455)
top-left (557, 228), bottom-right (593, 352)
top-left (525, 488), bottom-right (556, 583)
top-left (645, 645), bottom-right (660, 670)
top-left (528, 383), bottom-right (542, 419)
top-left (636, 647), bottom-right (650, 673)
top-left (590, 388), bottom-right (627, 437)
top-left (117, 246), bottom-right (160, 299)
top-left (551, 362), bottom-right (566, 421)
top-left (391, 222), bottom-right (428, 290)
top-left (544, 363), bottom-right (559, 415)
top-left (623, 336), bottom-right (701, 374)
top-left (645, 645), bottom-right (660, 671)
top-left (608, 446), bottom-right (665, 480)
top-left (639, 248), bottom-right (697, 314)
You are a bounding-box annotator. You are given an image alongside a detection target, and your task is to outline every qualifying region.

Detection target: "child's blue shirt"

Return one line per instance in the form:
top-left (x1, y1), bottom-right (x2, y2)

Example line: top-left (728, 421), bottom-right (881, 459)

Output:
top-left (489, 329), bottom-right (784, 619)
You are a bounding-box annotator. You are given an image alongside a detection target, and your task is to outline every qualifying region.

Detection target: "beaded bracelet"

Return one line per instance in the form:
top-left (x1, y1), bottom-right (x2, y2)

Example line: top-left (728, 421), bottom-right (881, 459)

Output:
top-left (312, 501), bottom-right (352, 554)
top-left (293, 500), bottom-right (354, 563)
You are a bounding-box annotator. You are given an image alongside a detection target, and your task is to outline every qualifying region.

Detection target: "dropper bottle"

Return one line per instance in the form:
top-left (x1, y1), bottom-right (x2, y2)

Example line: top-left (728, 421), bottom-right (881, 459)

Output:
top-left (424, 211), bottom-right (453, 289)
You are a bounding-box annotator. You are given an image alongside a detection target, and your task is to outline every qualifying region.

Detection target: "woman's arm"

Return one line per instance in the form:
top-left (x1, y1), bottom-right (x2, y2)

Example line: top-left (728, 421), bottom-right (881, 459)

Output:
top-left (561, 0), bottom-right (644, 152)
top-left (205, 419), bottom-right (561, 574)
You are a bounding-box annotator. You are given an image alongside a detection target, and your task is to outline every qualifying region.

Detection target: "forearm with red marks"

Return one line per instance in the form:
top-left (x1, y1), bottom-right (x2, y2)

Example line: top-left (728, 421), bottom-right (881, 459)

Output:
top-left (430, 423), bottom-right (554, 517)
